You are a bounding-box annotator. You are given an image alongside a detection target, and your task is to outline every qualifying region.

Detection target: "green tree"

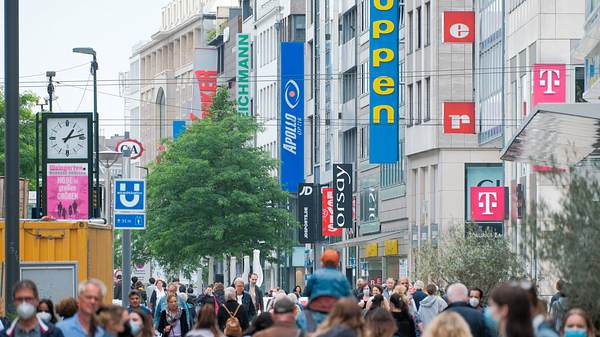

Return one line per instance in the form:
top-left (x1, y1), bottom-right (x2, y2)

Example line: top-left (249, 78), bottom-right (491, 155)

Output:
top-left (141, 87), bottom-right (295, 273)
top-left (416, 224), bottom-right (524, 296)
top-left (0, 91), bottom-right (39, 188)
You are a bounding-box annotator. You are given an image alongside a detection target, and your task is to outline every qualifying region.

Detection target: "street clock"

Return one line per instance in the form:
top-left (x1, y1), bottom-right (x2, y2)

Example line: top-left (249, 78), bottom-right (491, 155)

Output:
top-left (46, 116), bottom-right (90, 159)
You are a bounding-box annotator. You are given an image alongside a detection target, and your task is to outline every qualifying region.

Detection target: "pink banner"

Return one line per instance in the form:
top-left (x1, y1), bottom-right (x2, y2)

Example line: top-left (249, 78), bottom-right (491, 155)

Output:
top-left (532, 64), bottom-right (566, 108)
top-left (47, 163), bottom-right (89, 219)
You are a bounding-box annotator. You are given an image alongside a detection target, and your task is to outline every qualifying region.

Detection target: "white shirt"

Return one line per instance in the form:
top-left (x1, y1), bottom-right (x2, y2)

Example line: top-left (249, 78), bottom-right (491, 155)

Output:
top-left (237, 294), bottom-right (243, 305)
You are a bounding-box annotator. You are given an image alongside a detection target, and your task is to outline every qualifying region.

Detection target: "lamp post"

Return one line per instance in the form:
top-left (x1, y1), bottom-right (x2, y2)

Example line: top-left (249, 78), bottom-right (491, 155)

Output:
top-left (99, 150), bottom-right (122, 222)
top-left (73, 47), bottom-right (100, 218)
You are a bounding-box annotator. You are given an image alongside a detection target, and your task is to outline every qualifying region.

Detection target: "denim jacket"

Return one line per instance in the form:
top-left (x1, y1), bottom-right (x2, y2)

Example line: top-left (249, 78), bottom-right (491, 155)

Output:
top-left (303, 267), bottom-right (351, 301)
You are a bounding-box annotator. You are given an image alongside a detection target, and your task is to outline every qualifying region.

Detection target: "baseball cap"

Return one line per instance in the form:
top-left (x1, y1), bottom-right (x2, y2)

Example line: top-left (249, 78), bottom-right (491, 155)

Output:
top-left (321, 249), bottom-right (340, 266)
top-left (273, 297), bottom-right (295, 314)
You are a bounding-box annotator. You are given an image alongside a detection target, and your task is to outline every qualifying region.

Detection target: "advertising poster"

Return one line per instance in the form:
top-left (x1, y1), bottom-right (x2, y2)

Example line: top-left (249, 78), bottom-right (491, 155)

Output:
top-left (192, 48), bottom-right (218, 120)
top-left (280, 42), bottom-right (305, 192)
top-left (370, 0), bottom-right (399, 163)
top-left (322, 187), bottom-right (342, 237)
top-left (333, 164), bottom-right (353, 228)
top-left (46, 163), bottom-right (89, 219)
top-left (298, 183), bottom-right (317, 244)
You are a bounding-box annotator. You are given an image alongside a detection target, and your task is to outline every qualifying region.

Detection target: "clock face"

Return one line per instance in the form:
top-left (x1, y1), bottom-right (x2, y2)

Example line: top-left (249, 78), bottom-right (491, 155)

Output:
top-left (47, 117), bottom-right (89, 159)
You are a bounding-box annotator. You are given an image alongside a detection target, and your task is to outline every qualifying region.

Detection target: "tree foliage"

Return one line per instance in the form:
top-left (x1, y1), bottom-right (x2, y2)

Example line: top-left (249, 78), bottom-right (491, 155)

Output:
top-left (0, 91), bottom-right (39, 188)
top-left (533, 168), bottom-right (600, 328)
top-left (416, 224), bottom-right (524, 296)
top-left (141, 88), bottom-right (295, 273)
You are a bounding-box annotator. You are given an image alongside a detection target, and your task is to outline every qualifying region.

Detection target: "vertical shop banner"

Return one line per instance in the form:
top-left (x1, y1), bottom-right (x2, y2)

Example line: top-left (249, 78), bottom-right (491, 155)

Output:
top-left (532, 64), bottom-right (566, 108)
top-left (370, 0), bottom-right (399, 163)
top-left (46, 163), bottom-right (89, 219)
top-left (334, 164), bottom-right (353, 228)
top-left (192, 48), bottom-right (218, 120)
top-left (237, 34), bottom-right (251, 115)
top-left (444, 102), bottom-right (475, 134)
top-left (470, 186), bottom-right (506, 221)
top-left (281, 42), bottom-right (305, 192)
top-left (465, 164), bottom-right (504, 221)
top-left (443, 11), bottom-right (475, 43)
top-left (322, 187), bottom-right (342, 237)
top-left (298, 183), bottom-right (317, 243)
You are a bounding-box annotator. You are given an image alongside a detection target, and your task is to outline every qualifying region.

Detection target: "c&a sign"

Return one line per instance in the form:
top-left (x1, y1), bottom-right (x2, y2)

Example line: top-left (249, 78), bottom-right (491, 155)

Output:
top-left (370, 0), bottom-right (399, 164)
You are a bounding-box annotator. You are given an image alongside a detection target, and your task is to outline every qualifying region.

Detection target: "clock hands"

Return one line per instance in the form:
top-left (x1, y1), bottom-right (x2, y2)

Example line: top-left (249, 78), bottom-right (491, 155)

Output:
top-left (62, 129), bottom-right (75, 143)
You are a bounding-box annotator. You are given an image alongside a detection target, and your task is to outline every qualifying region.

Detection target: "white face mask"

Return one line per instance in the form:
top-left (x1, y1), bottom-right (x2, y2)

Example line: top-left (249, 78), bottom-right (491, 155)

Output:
top-left (469, 297), bottom-right (480, 308)
top-left (36, 311), bottom-right (52, 322)
top-left (17, 302), bottom-right (36, 320)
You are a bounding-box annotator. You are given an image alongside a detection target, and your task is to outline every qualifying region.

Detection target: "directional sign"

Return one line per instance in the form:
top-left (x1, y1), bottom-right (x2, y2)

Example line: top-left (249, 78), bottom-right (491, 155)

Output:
top-left (114, 179), bottom-right (146, 212)
top-left (115, 139), bottom-right (144, 160)
top-left (114, 213), bottom-right (146, 230)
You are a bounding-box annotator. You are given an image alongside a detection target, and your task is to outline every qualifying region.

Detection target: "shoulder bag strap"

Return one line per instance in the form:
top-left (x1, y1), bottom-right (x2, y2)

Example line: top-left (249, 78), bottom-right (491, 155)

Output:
top-left (233, 304), bottom-right (241, 317)
top-left (222, 304), bottom-right (234, 318)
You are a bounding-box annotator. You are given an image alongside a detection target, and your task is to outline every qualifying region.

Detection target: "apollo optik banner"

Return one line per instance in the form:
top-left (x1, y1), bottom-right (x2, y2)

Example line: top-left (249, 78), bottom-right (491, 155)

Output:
top-left (280, 42), bottom-right (304, 193)
top-left (370, 0), bottom-right (399, 163)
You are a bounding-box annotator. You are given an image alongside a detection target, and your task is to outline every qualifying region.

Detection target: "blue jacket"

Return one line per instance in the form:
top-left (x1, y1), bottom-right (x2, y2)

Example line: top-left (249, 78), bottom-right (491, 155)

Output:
top-left (153, 295), bottom-right (192, 328)
top-left (303, 267), bottom-right (351, 301)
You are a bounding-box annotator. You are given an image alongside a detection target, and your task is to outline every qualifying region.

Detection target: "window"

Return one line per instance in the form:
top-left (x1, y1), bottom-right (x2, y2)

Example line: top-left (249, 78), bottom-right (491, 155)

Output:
top-left (360, 62), bottom-right (369, 95)
top-left (343, 128), bottom-right (357, 164)
top-left (575, 66), bottom-right (586, 102)
top-left (361, 0), bottom-right (369, 32)
top-left (425, 2), bottom-right (430, 46)
top-left (407, 84), bottom-right (413, 126)
top-left (360, 126), bottom-right (369, 159)
top-left (292, 15), bottom-right (306, 42)
top-left (408, 11), bottom-right (413, 51)
top-left (381, 128), bottom-right (404, 187)
top-left (416, 81), bottom-right (422, 124)
top-left (360, 187), bottom-right (378, 222)
top-left (416, 6), bottom-right (422, 49)
top-left (425, 77), bottom-right (431, 121)
top-left (342, 7), bottom-right (357, 43)
top-left (342, 67), bottom-right (357, 103)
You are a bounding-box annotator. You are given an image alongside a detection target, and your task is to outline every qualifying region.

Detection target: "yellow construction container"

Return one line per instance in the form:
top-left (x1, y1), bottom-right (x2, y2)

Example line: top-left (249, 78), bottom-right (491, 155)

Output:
top-left (0, 220), bottom-right (113, 304)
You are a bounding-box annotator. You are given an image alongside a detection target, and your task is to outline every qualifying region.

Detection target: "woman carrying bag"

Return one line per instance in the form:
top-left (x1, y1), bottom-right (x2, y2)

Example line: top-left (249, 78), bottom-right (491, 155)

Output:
top-left (158, 294), bottom-right (189, 337)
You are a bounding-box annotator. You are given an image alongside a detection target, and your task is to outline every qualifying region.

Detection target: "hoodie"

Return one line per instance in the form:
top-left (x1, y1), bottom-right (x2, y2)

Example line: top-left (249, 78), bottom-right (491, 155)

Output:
top-left (417, 295), bottom-right (448, 327)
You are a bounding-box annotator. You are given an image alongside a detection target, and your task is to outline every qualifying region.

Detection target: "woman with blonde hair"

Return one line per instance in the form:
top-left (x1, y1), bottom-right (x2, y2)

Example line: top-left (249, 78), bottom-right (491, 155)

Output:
top-left (423, 312), bottom-right (473, 337)
top-left (314, 297), bottom-right (368, 337)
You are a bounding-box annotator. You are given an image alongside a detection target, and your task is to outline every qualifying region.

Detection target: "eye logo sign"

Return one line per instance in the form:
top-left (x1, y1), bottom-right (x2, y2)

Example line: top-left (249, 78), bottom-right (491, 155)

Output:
top-left (443, 11), bottom-right (475, 43)
top-left (284, 80), bottom-right (301, 109)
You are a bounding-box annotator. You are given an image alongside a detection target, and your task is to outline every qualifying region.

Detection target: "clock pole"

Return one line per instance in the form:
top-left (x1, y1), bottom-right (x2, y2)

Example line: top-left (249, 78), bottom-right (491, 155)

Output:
top-left (92, 54), bottom-right (100, 218)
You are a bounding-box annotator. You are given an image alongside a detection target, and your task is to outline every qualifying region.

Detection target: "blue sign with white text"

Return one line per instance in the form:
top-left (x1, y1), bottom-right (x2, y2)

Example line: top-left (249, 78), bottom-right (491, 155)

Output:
top-left (280, 42), bottom-right (305, 192)
top-left (114, 179), bottom-right (146, 212)
top-left (370, 0), bottom-right (399, 163)
top-left (114, 213), bottom-right (146, 229)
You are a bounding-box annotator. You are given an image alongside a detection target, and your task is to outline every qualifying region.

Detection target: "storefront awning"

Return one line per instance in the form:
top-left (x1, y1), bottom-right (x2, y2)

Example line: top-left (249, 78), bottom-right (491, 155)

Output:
top-left (326, 231), bottom-right (403, 249)
top-left (500, 103), bottom-right (600, 166)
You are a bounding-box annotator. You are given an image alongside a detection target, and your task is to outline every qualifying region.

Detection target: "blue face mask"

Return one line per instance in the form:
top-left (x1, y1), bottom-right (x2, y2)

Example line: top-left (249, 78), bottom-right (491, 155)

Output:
top-left (484, 307), bottom-right (499, 334)
top-left (564, 329), bottom-right (588, 337)
top-left (129, 321), bottom-right (141, 336)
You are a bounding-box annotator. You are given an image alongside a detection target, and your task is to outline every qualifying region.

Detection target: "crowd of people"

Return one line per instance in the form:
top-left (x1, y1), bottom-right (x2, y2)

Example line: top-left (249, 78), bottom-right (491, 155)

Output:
top-left (0, 249), bottom-right (595, 337)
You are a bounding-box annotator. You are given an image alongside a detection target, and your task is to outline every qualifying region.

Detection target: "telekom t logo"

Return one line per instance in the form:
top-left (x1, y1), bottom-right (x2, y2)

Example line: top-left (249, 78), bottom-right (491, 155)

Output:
top-left (471, 186), bottom-right (505, 221)
top-left (539, 69), bottom-right (561, 94)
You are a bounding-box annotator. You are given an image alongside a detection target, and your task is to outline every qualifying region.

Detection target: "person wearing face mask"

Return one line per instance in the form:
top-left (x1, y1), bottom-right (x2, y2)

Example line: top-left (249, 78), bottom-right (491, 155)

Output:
top-left (0, 280), bottom-right (64, 337)
top-left (486, 282), bottom-right (534, 337)
top-left (469, 289), bottom-right (484, 313)
top-left (37, 299), bottom-right (59, 325)
top-left (560, 309), bottom-right (594, 337)
top-left (129, 310), bottom-right (155, 337)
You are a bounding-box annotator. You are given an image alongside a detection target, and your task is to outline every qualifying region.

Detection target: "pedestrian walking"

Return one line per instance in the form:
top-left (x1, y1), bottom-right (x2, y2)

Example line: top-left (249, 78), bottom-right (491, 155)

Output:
top-left (213, 283), bottom-right (226, 305)
top-left (186, 304), bottom-right (224, 337)
top-left (550, 289), bottom-right (569, 332)
top-left (242, 313), bottom-right (273, 337)
top-left (0, 280), bottom-right (64, 337)
top-left (418, 284), bottom-right (448, 329)
top-left (150, 280), bottom-right (167, 315)
top-left (233, 278), bottom-right (256, 320)
top-left (244, 273), bottom-right (264, 314)
top-left (97, 305), bottom-right (129, 337)
top-left (128, 309), bottom-right (154, 337)
top-left (218, 287), bottom-right (250, 333)
top-left (292, 286), bottom-right (302, 299)
top-left (390, 293), bottom-right (417, 337)
top-left (114, 275), bottom-right (123, 301)
top-left (422, 312), bottom-right (473, 337)
top-left (252, 297), bottom-right (301, 337)
top-left (37, 299), bottom-right (59, 324)
top-left (154, 283), bottom-right (192, 329)
top-left (413, 281), bottom-right (427, 311)
top-left (55, 297), bottom-right (78, 320)
top-left (366, 308), bottom-right (398, 337)
top-left (146, 278), bottom-right (157, 306)
top-left (313, 298), bottom-right (368, 337)
top-left (354, 278), bottom-right (368, 301)
top-left (384, 278), bottom-right (396, 300)
top-left (487, 282), bottom-right (534, 337)
top-left (444, 283), bottom-right (487, 337)
top-left (198, 285), bottom-right (220, 314)
top-left (560, 309), bottom-right (595, 337)
top-left (158, 294), bottom-right (190, 337)
top-left (128, 290), bottom-right (153, 317)
top-left (468, 289), bottom-right (484, 313)
top-left (549, 280), bottom-right (564, 309)
top-left (524, 282), bottom-right (559, 337)
top-left (297, 249), bottom-right (352, 333)
top-left (56, 279), bottom-right (107, 337)
top-left (366, 294), bottom-right (388, 317)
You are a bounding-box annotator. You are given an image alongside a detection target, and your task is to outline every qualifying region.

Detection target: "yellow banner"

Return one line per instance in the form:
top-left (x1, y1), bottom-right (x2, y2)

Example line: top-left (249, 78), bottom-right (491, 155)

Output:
top-left (384, 240), bottom-right (398, 255)
top-left (365, 242), bottom-right (379, 257)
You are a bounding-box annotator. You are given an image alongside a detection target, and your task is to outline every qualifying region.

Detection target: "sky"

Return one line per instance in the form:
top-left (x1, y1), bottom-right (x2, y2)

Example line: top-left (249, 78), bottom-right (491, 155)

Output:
top-left (0, 0), bottom-right (170, 136)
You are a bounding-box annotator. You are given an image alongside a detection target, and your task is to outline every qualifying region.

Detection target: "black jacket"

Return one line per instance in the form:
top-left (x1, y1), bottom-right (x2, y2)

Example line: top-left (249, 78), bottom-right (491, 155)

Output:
top-left (444, 302), bottom-right (488, 337)
top-left (244, 284), bottom-right (264, 312)
top-left (392, 311), bottom-right (416, 337)
top-left (238, 291), bottom-right (256, 319)
top-left (413, 290), bottom-right (427, 310)
top-left (158, 309), bottom-right (190, 337)
top-left (218, 300), bottom-right (249, 332)
top-left (213, 289), bottom-right (225, 305)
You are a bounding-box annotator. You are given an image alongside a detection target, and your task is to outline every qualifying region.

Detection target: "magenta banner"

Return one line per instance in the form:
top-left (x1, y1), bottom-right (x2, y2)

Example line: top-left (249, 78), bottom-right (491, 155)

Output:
top-left (47, 163), bottom-right (89, 219)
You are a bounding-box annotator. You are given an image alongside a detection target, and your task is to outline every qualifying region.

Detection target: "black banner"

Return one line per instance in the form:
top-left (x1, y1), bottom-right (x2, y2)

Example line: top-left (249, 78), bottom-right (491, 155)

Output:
top-left (333, 164), bottom-right (353, 228)
top-left (298, 183), bottom-right (318, 243)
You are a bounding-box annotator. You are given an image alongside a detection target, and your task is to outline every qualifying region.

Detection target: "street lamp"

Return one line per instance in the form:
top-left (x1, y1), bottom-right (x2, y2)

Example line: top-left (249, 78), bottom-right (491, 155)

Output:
top-left (73, 47), bottom-right (100, 218)
top-left (100, 150), bottom-right (122, 222)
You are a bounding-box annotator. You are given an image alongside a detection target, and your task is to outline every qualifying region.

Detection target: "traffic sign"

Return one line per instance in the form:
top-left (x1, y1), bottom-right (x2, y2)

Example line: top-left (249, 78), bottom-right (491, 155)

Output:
top-left (115, 139), bottom-right (144, 160)
top-left (114, 213), bottom-right (145, 230)
top-left (114, 179), bottom-right (145, 212)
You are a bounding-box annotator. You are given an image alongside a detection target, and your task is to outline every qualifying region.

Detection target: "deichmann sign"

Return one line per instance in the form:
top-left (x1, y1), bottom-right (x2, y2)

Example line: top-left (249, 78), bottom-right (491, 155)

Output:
top-left (280, 42), bottom-right (305, 193)
top-left (333, 164), bottom-right (353, 228)
top-left (370, 0), bottom-right (399, 163)
top-left (237, 34), bottom-right (250, 115)
top-left (298, 183), bottom-right (317, 243)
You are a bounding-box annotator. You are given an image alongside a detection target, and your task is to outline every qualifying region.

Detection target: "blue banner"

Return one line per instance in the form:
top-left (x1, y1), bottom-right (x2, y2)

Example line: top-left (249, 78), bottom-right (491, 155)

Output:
top-left (280, 42), bottom-right (305, 192)
top-left (173, 120), bottom-right (186, 139)
top-left (370, 0), bottom-right (399, 163)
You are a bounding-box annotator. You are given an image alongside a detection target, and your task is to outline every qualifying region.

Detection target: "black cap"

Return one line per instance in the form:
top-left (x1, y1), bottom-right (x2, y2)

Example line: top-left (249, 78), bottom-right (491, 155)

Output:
top-left (273, 297), bottom-right (295, 314)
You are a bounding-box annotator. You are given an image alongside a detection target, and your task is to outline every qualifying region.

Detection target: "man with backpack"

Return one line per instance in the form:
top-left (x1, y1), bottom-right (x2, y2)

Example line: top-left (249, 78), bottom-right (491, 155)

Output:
top-left (218, 287), bottom-right (249, 336)
top-left (254, 296), bottom-right (302, 337)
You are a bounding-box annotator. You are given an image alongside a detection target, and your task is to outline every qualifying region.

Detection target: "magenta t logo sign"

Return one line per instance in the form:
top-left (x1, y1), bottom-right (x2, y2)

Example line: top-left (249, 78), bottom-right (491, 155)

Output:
top-left (532, 64), bottom-right (566, 108)
top-left (471, 186), bottom-right (505, 221)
